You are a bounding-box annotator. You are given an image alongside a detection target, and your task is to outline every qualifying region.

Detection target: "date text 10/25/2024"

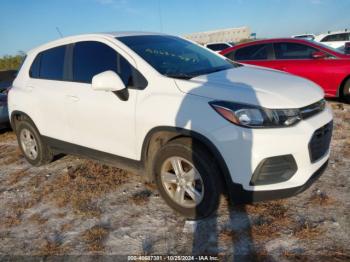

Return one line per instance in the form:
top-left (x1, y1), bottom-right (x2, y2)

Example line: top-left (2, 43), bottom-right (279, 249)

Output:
top-left (128, 255), bottom-right (219, 261)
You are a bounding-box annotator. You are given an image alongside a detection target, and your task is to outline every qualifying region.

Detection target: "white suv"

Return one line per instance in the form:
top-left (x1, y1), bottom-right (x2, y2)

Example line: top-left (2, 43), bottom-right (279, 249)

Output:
top-left (205, 42), bottom-right (234, 53)
top-left (314, 31), bottom-right (350, 50)
top-left (9, 32), bottom-right (333, 219)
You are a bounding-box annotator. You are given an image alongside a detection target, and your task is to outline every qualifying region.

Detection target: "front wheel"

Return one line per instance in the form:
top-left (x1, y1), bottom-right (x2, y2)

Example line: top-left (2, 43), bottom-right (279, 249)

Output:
top-left (341, 78), bottom-right (350, 104)
top-left (154, 138), bottom-right (221, 219)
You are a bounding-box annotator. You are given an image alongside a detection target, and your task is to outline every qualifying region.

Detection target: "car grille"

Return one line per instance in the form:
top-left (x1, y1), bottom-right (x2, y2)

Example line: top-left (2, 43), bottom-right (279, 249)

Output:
top-left (309, 121), bottom-right (333, 163)
top-left (300, 99), bottom-right (326, 120)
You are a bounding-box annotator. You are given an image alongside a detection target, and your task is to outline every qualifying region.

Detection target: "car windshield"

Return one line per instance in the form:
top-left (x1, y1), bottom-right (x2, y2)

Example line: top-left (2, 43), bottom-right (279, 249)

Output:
top-left (117, 35), bottom-right (236, 79)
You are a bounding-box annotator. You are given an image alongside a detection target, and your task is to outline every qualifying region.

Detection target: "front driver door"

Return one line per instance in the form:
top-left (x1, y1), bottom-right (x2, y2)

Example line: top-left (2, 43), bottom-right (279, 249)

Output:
top-left (64, 40), bottom-right (140, 160)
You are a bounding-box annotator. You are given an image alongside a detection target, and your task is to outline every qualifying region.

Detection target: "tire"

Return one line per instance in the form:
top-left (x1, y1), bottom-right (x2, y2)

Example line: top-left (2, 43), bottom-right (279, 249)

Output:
top-left (16, 119), bottom-right (53, 166)
top-left (341, 78), bottom-right (350, 104)
top-left (153, 137), bottom-right (221, 219)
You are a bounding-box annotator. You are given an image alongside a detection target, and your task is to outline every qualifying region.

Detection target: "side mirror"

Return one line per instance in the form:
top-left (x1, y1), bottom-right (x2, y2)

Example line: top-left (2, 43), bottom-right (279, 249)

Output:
top-left (92, 70), bottom-right (126, 92)
top-left (312, 51), bottom-right (328, 59)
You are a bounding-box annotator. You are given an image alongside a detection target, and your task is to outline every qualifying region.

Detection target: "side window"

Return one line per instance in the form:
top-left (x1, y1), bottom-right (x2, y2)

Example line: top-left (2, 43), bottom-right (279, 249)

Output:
top-left (39, 46), bottom-right (66, 80)
top-left (321, 33), bottom-right (348, 42)
top-left (234, 44), bottom-right (268, 61)
top-left (29, 55), bottom-right (41, 78)
top-left (73, 41), bottom-right (132, 85)
top-left (274, 43), bottom-right (317, 59)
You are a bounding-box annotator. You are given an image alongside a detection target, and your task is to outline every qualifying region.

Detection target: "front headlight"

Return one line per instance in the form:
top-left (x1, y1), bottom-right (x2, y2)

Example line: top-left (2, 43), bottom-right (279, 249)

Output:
top-left (209, 101), bottom-right (301, 128)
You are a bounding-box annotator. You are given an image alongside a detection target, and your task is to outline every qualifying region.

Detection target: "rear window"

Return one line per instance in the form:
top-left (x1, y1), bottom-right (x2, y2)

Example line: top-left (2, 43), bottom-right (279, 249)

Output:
top-left (206, 43), bottom-right (231, 51)
top-left (234, 44), bottom-right (268, 61)
top-left (29, 45), bottom-right (66, 80)
top-left (321, 33), bottom-right (349, 42)
top-left (274, 43), bottom-right (317, 59)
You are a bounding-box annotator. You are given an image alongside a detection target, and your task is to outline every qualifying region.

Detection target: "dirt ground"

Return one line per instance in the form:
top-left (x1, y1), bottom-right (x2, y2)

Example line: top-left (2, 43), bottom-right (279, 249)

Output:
top-left (0, 101), bottom-right (349, 261)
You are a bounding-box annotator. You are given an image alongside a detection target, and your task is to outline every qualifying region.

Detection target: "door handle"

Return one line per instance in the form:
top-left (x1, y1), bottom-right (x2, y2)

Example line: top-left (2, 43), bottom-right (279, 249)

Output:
top-left (66, 95), bottom-right (79, 102)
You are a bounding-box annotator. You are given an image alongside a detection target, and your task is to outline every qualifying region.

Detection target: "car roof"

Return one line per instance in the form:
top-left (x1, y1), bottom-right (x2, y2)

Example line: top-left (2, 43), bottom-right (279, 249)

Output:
top-left (219, 37), bottom-right (347, 57)
top-left (220, 38), bottom-right (307, 52)
top-left (102, 31), bottom-right (167, 37)
top-left (27, 31), bottom-right (166, 55)
top-left (314, 30), bottom-right (349, 41)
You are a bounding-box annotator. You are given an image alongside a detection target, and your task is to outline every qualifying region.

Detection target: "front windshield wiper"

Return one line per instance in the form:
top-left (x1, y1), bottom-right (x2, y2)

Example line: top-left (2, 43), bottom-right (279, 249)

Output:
top-left (164, 73), bottom-right (193, 80)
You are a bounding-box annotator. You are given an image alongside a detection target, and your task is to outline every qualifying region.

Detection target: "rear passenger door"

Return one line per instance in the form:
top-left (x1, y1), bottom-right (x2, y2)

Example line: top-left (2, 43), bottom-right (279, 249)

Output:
top-left (27, 45), bottom-right (72, 142)
top-left (64, 40), bottom-right (142, 159)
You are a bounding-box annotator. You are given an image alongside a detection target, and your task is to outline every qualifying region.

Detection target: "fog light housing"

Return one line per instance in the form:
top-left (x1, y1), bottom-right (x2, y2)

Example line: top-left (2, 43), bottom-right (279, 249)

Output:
top-left (250, 155), bottom-right (297, 186)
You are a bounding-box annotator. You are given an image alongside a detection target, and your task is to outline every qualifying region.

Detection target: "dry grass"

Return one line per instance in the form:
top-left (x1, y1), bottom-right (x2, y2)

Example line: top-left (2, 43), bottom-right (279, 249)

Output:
top-left (2, 210), bottom-right (23, 228)
top-left (293, 219), bottom-right (324, 239)
top-left (0, 130), bottom-right (16, 141)
top-left (28, 213), bottom-right (48, 224)
top-left (282, 250), bottom-right (304, 260)
top-left (219, 228), bottom-right (238, 243)
top-left (308, 190), bottom-right (335, 206)
top-left (6, 170), bottom-right (29, 186)
top-left (0, 145), bottom-right (22, 165)
top-left (130, 189), bottom-right (152, 205)
top-left (246, 201), bottom-right (292, 241)
top-left (26, 160), bottom-right (132, 217)
top-left (323, 246), bottom-right (350, 260)
top-left (245, 200), bottom-right (289, 220)
top-left (37, 239), bottom-right (70, 256)
top-left (82, 225), bottom-right (109, 252)
top-left (60, 223), bottom-right (73, 232)
top-left (3, 196), bottom-right (42, 228)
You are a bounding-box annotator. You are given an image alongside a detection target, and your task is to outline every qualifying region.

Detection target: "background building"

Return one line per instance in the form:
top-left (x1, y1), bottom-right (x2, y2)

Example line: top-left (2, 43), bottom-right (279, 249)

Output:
top-left (184, 26), bottom-right (251, 44)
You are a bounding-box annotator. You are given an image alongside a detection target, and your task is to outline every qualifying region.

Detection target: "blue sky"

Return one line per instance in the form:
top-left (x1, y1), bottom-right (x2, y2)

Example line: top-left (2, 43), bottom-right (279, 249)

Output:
top-left (0, 0), bottom-right (349, 56)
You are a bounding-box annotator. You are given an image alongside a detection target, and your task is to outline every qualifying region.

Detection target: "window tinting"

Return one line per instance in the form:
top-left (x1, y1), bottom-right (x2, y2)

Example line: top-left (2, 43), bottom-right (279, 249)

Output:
top-left (234, 44), bottom-right (268, 61)
top-left (74, 41), bottom-right (127, 84)
top-left (274, 43), bottom-right (317, 59)
top-left (206, 43), bottom-right (231, 51)
top-left (29, 55), bottom-right (41, 78)
top-left (321, 33), bottom-right (349, 42)
top-left (39, 46), bottom-right (66, 80)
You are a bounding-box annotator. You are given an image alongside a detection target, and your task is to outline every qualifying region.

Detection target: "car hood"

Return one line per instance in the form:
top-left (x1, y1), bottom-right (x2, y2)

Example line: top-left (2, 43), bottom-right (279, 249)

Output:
top-left (174, 65), bottom-right (324, 109)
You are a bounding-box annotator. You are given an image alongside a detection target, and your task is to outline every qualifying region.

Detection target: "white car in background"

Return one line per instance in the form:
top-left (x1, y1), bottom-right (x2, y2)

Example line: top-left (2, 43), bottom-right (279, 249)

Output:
top-left (314, 30), bottom-right (350, 50)
top-left (204, 42), bottom-right (234, 52)
top-left (292, 34), bottom-right (315, 41)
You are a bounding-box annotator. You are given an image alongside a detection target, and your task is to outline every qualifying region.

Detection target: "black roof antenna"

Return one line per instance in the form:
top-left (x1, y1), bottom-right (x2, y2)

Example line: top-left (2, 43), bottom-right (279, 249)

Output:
top-left (56, 27), bottom-right (63, 38)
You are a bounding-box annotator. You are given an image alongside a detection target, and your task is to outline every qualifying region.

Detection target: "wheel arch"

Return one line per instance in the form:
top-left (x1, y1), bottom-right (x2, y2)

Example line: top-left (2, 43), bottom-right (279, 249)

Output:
top-left (140, 126), bottom-right (233, 189)
top-left (338, 75), bottom-right (350, 97)
top-left (10, 111), bottom-right (39, 133)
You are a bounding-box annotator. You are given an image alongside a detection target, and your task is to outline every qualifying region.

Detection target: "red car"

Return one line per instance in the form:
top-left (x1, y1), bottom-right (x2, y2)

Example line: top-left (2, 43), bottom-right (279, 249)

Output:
top-left (220, 38), bottom-right (350, 102)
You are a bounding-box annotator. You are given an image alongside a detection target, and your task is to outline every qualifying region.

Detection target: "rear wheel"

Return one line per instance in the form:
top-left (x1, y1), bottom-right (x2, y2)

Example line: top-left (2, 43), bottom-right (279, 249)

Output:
top-left (341, 78), bottom-right (350, 103)
top-left (154, 138), bottom-right (221, 219)
top-left (16, 119), bottom-right (53, 166)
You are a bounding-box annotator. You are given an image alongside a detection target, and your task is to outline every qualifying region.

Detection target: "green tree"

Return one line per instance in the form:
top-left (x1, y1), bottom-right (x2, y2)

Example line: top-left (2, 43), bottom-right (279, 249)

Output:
top-left (0, 52), bottom-right (26, 71)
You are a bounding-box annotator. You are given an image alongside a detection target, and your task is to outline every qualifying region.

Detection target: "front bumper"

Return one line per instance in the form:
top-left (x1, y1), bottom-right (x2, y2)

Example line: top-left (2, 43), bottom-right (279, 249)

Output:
top-left (228, 160), bottom-right (328, 203)
top-left (209, 104), bottom-right (333, 192)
